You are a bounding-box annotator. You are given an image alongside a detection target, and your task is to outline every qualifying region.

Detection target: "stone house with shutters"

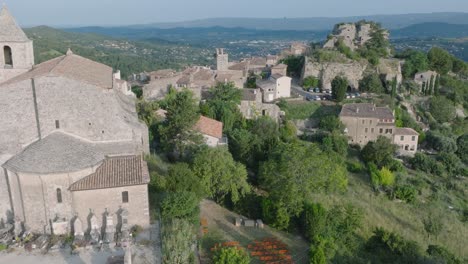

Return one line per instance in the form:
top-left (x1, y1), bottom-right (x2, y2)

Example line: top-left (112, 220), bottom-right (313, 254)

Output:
top-left (340, 103), bottom-right (418, 156)
top-left (0, 7), bottom-right (150, 235)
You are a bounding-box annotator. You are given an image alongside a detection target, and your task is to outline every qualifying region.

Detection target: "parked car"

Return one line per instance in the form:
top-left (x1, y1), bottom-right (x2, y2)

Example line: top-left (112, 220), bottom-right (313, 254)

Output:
top-left (306, 94), bottom-right (314, 101)
top-left (314, 87), bottom-right (320, 93)
top-left (355, 93), bottom-right (361, 97)
top-left (324, 89), bottom-right (331, 94)
top-left (346, 93), bottom-right (351, 99)
top-left (314, 95), bottom-right (322, 101)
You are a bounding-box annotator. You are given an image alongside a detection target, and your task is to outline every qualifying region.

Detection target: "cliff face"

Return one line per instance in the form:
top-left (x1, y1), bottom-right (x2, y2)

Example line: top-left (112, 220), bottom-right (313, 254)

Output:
top-left (302, 57), bottom-right (402, 90)
top-left (302, 57), bottom-right (368, 90)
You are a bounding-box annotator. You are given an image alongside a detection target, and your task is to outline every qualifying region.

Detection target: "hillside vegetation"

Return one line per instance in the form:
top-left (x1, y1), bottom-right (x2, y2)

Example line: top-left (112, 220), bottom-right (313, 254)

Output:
top-left (24, 26), bottom-right (212, 78)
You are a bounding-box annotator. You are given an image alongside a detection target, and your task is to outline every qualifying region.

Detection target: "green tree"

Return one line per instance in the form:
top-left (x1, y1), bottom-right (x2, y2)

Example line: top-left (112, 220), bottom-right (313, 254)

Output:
top-left (331, 76), bottom-right (348, 102)
top-left (131, 85), bottom-right (143, 99)
top-left (429, 96), bottom-right (456, 123)
top-left (319, 115), bottom-right (345, 133)
top-left (166, 163), bottom-right (205, 199)
top-left (303, 76), bottom-right (320, 89)
top-left (162, 219), bottom-right (196, 264)
top-left (426, 131), bottom-right (458, 153)
top-left (137, 100), bottom-right (160, 143)
top-left (428, 75), bottom-right (435, 95)
top-left (192, 147), bottom-right (250, 204)
top-left (280, 55), bottom-right (304, 77)
top-left (428, 47), bottom-right (453, 74)
top-left (159, 90), bottom-right (202, 156)
top-left (361, 136), bottom-right (398, 169)
top-left (309, 243), bottom-right (327, 264)
top-left (259, 142), bottom-right (347, 228)
top-left (379, 167), bottom-right (395, 187)
top-left (423, 214), bottom-right (443, 239)
top-left (456, 134), bottom-right (468, 163)
top-left (201, 82), bottom-right (243, 132)
top-left (212, 246), bottom-right (250, 264)
top-left (161, 191), bottom-right (200, 221)
top-left (401, 50), bottom-right (429, 78)
top-left (359, 73), bottom-right (384, 93)
top-left (451, 58), bottom-right (467, 74)
top-left (427, 245), bottom-right (462, 264)
top-left (434, 74), bottom-right (440, 96)
top-left (302, 203), bottom-right (328, 241)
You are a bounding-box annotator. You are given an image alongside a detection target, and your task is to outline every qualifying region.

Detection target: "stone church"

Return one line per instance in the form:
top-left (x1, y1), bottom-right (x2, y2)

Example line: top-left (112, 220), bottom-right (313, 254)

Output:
top-left (0, 7), bottom-right (151, 235)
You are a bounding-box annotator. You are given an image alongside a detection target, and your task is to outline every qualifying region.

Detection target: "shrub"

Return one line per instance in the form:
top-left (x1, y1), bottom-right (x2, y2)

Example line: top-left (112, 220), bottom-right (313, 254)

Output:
top-left (427, 245), bottom-right (462, 264)
top-left (212, 246), bottom-right (250, 264)
top-left (0, 244), bottom-right (7, 251)
top-left (426, 131), bottom-right (457, 153)
top-left (303, 76), bottom-right (320, 89)
top-left (429, 96), bottom-right (457, 123)
top-left (160, 191), bottom-right (200, 221)
top-left (379, 167), bottom-right (395, 187)
top-left (347, 160), bottom-right (364, 173)
top-left (394, 185), bottom-right (417, 203)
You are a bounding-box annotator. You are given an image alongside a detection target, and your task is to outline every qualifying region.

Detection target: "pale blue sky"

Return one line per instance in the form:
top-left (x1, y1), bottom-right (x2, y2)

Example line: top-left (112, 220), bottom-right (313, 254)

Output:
top-left (4, 0), bottom-right (468, 26)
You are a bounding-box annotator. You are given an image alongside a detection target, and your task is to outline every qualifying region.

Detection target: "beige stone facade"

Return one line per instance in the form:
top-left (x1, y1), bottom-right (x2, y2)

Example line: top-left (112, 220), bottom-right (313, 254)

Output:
top-left (239, 88), bottom-right (281, 121)
top-left (340, 103), bottom-right (418, 156)
top-left (0, 8), bottom-right (150, 234)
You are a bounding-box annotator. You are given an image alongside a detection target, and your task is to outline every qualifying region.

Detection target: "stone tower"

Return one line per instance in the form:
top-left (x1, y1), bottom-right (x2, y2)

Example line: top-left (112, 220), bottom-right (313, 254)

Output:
top-left (216, 48), bottom-right (228, 71)
top-left (0, 6), bottom-right (34, 83)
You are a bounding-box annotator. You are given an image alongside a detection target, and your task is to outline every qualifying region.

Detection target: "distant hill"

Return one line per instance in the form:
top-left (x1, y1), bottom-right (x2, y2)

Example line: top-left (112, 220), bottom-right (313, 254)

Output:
top-left (125, 12), bottom-right (468, 31)
top-left (24, 26), bottom-right (212, 78)
top-left (391, 22), bottom-right (468, 38)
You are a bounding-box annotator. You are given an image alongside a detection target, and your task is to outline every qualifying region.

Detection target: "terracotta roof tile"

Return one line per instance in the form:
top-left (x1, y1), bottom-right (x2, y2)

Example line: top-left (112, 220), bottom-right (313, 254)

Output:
top-left (193, 116), bottom-right (223, 139)
top-left (69, 155), bottom-right (149, 191)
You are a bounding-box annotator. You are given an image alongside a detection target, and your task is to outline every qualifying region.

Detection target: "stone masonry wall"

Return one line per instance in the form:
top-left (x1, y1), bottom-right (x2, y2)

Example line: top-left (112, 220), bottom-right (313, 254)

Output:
top-left (72, 184), bottom-right (150, 230)
top-left (303, 60), bottom-right (368, 90)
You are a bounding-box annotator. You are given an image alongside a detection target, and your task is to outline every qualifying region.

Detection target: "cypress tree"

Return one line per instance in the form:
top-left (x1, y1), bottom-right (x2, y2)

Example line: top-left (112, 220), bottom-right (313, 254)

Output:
top-left (428, 75), bottom-right (435, 95)
top-left (434, 74), bottom-right (440, 96)
top-left (421, 82), bottom-right (426, 95)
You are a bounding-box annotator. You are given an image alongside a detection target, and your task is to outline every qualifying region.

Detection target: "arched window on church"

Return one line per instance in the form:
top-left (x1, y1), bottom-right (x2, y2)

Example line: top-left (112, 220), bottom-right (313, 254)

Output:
top-left (4, 46), bottom-right (13, 67)
top-left (56, 188), bottom-right (62, 204)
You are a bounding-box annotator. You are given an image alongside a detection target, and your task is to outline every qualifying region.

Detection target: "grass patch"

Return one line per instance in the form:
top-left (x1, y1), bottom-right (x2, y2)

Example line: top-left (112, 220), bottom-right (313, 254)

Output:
top-left (0, 244), bottom-right (7, 251)
top-left (280, 101), bottom-right (342, 120)
top-left (308, 167), bottom-right (468, 258)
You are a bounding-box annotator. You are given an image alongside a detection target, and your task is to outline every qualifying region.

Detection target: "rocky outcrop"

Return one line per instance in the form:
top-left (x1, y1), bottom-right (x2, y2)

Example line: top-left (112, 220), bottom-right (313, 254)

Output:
top-left (323, 22), bottom-right (388, 51)
top-left (378, 59), bottom-right (403, 85)
top-left (302, 57), bottom-right (368, 90)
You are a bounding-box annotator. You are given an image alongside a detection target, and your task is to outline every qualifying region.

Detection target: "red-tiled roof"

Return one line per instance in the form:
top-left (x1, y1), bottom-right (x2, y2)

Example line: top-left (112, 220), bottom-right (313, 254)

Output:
top-left (69, 155), bottom-right (149, 191)
top-left (193, 116), bottom-right (223, 139)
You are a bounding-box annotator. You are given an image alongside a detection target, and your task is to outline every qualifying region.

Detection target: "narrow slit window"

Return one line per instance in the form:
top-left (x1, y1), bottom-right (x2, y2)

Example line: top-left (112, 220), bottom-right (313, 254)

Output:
top-left (55, 120), bottom-right (60, 129)
top-left (56, 188), bottom-right (62, 203)
top-left (122, 191), bottom-right (129, 203)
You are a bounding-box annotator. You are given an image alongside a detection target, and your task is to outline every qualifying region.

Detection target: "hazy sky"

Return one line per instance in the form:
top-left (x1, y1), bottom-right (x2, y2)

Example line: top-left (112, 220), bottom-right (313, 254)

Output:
top-left (4, 0), bottom-right (468, 26)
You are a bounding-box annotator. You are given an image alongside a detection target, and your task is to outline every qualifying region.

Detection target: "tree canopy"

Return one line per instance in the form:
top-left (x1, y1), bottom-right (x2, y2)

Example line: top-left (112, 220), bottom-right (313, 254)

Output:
top-left (331, 76), bottom-right (348, 102)
top-left (159, 89), bottom-right (202, 156)
top-left (192, 147), bottom-right (250, 204)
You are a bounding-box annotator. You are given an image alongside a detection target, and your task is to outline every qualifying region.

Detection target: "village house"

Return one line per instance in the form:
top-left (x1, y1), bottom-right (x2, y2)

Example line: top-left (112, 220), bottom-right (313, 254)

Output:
top-left (257, 73), bottom-right (292, 102)
top-left (414, 70), bottom-right (438, 91)
top-left (0, 7), bottom-right (150, 235)
top-left (143, 66), bottom-right (216, 100)
top-left (193, 116), bottom-right (228, 147)
top-left (239, 88), bottom-right (281, 121)
top-left (339, 103), bottom-right (419, 156)
top-left (155, 110), bottom-right (227, 147)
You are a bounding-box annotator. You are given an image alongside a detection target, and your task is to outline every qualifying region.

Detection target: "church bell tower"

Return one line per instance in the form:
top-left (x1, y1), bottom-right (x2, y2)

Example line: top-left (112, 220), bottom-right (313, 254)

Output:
top-left (0, 6), bottom-right (34, 83)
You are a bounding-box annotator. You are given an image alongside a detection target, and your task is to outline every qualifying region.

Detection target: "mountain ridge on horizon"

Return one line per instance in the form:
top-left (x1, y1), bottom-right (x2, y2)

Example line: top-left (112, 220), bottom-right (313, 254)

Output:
top-left (120, 12), bottom-right (468, 31)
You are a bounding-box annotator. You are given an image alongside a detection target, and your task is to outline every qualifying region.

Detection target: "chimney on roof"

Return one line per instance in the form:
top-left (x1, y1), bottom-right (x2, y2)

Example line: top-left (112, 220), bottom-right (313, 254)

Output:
top-left (66, 48), bottom-right (73, 56)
